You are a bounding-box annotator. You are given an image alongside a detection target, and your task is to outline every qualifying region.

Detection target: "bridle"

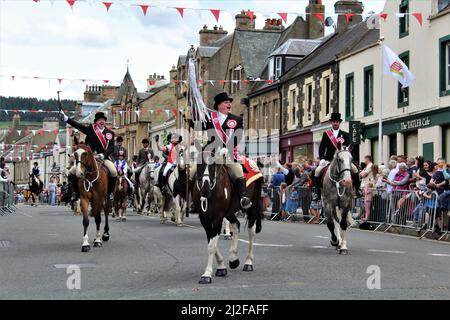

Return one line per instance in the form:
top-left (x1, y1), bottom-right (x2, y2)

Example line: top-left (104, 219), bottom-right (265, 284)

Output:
top-left (196, 151), bottom-right (219, 212)
top-left (75, 149), bottom-right (100, 192)
top-left (328, 149), bottom-right (353, 197)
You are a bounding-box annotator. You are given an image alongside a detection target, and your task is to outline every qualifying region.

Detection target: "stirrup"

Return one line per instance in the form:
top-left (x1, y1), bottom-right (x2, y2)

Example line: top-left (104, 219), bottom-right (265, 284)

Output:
top-left (240, 197), bottom-right (252, 210)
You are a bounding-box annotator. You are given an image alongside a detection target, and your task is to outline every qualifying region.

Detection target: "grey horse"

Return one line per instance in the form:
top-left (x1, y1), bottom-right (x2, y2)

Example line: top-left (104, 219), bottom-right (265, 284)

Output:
top-left (135, 162), bottom-right (156, 215)
top-left (321, 146), bottom-right (355, 255)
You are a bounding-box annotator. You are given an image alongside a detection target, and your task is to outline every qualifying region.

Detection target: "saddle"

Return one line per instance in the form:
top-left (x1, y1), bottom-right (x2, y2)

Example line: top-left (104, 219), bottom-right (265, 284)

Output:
top-left (319, 164), bottom-right (330, 185)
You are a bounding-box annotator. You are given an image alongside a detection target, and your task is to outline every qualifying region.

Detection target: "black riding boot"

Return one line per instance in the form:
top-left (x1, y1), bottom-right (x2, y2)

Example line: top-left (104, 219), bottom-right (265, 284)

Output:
top-left (108, 177), bottom-right (116, 200)
top-left (314, 176), bottom-right (321, 200)
top-left (352, 172), bottom-right (362, 198)
top-left (236, 177), bottom-right (251, 210)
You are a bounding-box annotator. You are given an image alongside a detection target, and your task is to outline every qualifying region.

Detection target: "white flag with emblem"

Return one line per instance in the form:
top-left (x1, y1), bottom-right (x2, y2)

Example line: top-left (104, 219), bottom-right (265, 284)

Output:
top-left (383, 45), bottom-right (415, 88)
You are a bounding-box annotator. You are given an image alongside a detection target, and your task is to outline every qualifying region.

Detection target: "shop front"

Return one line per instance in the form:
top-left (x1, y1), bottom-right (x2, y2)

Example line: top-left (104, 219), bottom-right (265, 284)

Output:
top-left (362, 107), bottom-right (450, 163)
top-left (280, 129), bottom-right (313, 163)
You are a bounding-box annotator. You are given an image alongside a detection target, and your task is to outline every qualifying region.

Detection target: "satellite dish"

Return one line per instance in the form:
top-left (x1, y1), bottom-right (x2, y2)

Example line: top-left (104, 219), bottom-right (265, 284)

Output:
top-left (438, 0), bottom-right (450, 11)
top-left (324, 16), bottom-right (334, 27)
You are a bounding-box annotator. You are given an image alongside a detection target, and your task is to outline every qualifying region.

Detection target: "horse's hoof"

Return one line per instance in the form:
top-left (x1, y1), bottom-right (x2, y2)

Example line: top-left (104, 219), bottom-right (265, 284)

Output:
top-left (198, 276), bottom-right (212, 284)
top-left (160, 220), bottom-right (165, 224)
top-left (93, 241), bottom-right (102, 248)
top-left (223, 235), bottom-right (232, 240)
top-left (243, 264), bottom-right (253, 272)
top-left (81, 245), bottom-right (90, 252)
top-left (122, 218), bottom-right (126, 222)
top-left (229, 259), bottom-right (240, 269)
top-left (177, 223), bottom-right (183, 227)
top-left (102, 234), bottom-right (110, 242)
top-left (171, 217), bottom-right (175, 222)
top-left (215, 268), bottom-right (227, 277)
top-left (339, 249), bottom-right (349, 255)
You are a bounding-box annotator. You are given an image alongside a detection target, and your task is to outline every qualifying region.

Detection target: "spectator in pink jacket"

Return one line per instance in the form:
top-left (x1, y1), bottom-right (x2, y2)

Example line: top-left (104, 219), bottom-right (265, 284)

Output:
top-left (390, 163), bottom-right (410, 191)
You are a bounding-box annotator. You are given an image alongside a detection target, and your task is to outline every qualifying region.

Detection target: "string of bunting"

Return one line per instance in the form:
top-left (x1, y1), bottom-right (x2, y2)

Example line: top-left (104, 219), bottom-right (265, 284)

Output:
top-left (27, 0), bottom-right (424, 27)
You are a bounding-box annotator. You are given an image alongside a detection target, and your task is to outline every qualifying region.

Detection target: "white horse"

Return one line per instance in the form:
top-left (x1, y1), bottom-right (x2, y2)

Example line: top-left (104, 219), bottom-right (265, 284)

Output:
top-left (134, 162), bottom-right (156, 215)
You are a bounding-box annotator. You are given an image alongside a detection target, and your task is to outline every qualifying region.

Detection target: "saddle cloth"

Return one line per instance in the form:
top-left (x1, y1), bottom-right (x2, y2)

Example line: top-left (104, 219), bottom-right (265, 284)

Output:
top-left (242, 157), bottom-right (263, 187)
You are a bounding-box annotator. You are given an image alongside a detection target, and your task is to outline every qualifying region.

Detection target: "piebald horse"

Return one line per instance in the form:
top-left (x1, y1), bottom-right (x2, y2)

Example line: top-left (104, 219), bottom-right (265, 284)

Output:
top-left (192, 152), bottom-right (263, 284)
top-left (113, 170), bottom-right (128, 221)
top-left (153, 147), bottom-right (188, 226)
top-left (321, 145), bottom-right (355, 255)
top-left (28, 173), bottom-right (43, 207)
top-left (73, 144), bottom-right (111, 252)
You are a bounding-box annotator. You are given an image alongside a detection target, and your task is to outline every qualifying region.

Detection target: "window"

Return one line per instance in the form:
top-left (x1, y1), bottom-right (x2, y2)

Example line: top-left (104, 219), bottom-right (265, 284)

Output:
top-left (439, 35), bottom-right (450, 96)
top-left (364, 65), bottom-right (374, 116)
top-left (290, 89), bottom-right (297, 129)
top-left (268, 57), bottom-right (274, 80)
top-left (306, 83), bottom-right (313, 123)
top-left (273, 99), bottom-right (279, 131)
top-left (399, 0), bottom-right (409, 38)
top-left (275, 57), bottom-right (282, 79)
top-left (345, 73), bottom-right (354, 120)
top-left (263, 102), bottom-right (268, 130)
top-left (323, 77), bottom-right (331, 117)
top-left (255, 106), bottom-right (259, 131)
top-left (398, 51), bottom-right (410, 107)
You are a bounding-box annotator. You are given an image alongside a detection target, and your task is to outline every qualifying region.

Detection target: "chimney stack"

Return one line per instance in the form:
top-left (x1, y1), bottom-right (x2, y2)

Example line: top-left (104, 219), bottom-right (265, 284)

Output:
top-left (235, 10), bottom-right (256, 30)
top-left (199, 25), bottom-right (228, 46)
top-left (334, 0), bottom-right (364, 33)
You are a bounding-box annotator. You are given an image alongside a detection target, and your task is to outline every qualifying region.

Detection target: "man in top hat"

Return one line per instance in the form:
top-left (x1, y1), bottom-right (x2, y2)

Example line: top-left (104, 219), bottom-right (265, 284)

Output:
top-left (314, 112), bottom-right (361, 198)
top-left (60, 110), bottom-right (117, 199)
top-left (134, 138), bottom-right (154, 190)
top-left (187, 92), bottom-right (252, 210)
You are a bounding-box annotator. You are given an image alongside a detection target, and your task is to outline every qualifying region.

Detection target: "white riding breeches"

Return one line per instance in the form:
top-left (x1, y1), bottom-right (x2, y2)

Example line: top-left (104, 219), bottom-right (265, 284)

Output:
top-left (314, 159), bottom-right (358, 177)
top-left (163, 163), bottom-right (176, 176)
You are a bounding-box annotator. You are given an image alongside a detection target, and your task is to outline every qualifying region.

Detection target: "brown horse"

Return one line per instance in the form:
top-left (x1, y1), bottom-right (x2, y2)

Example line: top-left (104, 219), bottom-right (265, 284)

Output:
top-left (73, 144), bottom-right (111, 252)
top-left (192, 152), bottom-right (263, 284)
top-left (113, 171), bottom-right (128, 221)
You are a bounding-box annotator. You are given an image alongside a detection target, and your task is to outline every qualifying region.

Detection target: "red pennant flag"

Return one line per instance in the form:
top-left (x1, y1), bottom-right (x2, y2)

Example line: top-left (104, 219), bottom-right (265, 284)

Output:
top-left (218, 80), bottom-right (226, 85)
top-left (210, 9), bottom-right (220, 22)
top-left (66, 0), bottom-right (76, 10)
top-left (379, 12), bottom-right (388, 21)
top-left (102, 2), bottom-right (112, 12)
top-left (243, 80), bottom-right (250, 85)
top-left (174, 80), bottom-right (180, 84)
top-left (24, 130), bottom-right (29, 135)
top-left (344, 13), bottom-right (355, 23)
top-left (53, 129), bottom-right (59, 134)
top-left (156, 109), bottom-right (162, 115)
top-left (171, 109), bottom-right (177, 117)
top-left (11, 75), bottom-right (15, 81)
top-left (57, 78), bottom-right (63, 84)
top-left (197, 79), bottom-right (203, 84)
top-left (411, 12), bottom-right (422, 26)
top-left (265, 79), bottom-right (273, 85)
top-left (148, 79), bottom-right (156, 85)
top-left (278, 12), bottom-right (288, 24)
top-left (176, 7), bottom-right (184, 18)
top-left (103, 80), bottom-right (109, 84)
top-left (138, 4), bottom-right (149, 16)
top-left (245, 10), bottom-right (255, 22)
top-left (312, 13), bottom-right (324, 23)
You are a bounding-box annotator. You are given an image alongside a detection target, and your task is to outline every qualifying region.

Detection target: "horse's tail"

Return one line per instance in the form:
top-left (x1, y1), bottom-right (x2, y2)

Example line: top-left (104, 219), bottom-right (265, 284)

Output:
top-left (253, 178), bottom-right (263, 234)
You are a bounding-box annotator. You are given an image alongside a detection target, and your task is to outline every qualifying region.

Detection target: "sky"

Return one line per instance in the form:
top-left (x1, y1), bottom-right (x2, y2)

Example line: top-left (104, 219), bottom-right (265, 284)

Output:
top-left (0, 0), bottom-right (387, 101)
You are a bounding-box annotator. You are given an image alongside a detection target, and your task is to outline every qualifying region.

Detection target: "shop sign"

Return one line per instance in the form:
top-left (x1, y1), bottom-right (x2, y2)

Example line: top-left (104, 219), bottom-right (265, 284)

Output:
top-left (349, 121), bottom-right (361, 144)
top-left (399, 117), bottom-right (431, 131)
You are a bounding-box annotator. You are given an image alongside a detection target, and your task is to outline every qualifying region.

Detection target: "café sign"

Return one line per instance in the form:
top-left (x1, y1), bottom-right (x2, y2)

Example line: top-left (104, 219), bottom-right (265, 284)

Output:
top-left (399, 117), bottom-right (431, 131)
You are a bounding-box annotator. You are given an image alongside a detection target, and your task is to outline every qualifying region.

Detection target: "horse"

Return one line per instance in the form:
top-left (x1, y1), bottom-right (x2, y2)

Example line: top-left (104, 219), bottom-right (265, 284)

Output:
top-left (153, 147), bottom-right (188, 226)
top-left (73, 144), bottom-right (111, 252)
top-left (28, 173), bottom-right (43, 207)
top-left (192, 152), bottom-right (263, 284)
top-left (113, 170), bottom-right (128, 221)
top-left (134, 162), bottom-right (156, 215)
top-left (320, 145), bottom-right (355, 255)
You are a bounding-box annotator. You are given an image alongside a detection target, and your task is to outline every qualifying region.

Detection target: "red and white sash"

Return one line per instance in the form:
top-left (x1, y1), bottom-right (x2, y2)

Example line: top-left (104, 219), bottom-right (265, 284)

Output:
top-left (326, 129), bottom-right (343, 150)
top-left (168, 143), bottom-right (176, 163)
top-left (93, 125), bottom-right (108, 151)
top-left (211, 112), bottom-right (241, 160)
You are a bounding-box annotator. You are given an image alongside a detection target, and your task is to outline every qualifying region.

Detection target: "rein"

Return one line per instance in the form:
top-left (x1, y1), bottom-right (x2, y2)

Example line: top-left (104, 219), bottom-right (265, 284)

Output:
top-left (328, 150), bottom-right (352, 198)
top-left (76, 154), bottom-right (100, 193)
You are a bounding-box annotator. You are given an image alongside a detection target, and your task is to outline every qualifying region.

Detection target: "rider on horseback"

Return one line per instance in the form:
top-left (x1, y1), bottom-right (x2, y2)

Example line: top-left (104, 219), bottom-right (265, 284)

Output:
top-left (134, 138), bottom-right (154, 191)
top-left (114, 150), bottom-right (134, 191)
top-left (155, 132), bottom-right (182, 194)
top-left (31, 162), bottom-right (43, 186)
top-left (314, 112), bottom-right (361, 199)
top-left (60, 111), bottom-right (117, 200)
top-left (187, 92), bottom-right (252, 211)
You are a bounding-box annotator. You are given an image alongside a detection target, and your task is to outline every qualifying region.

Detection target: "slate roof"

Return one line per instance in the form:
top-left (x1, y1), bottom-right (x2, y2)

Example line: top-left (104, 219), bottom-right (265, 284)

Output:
top-left (235, 30), bottom-right (281, 78)
top-left (113, 69), bottom-right (136, 104)
top-left (270, 39), bottom-right (322, 57)
top-left (281, 21), bottom-right (379, 81)
top-left (197, 46), bottom-right (220, 58)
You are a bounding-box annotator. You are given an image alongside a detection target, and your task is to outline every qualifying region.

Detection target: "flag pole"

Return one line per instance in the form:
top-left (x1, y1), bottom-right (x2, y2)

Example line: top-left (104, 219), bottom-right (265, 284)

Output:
top-left (378, 37), bottom-right (385, 165)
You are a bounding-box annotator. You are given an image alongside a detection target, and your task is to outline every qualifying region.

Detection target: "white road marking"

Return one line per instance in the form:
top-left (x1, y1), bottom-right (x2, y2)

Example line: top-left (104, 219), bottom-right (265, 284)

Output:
top-left (368, 249), bottom-right (406, 254)
top-left (54, 264), bottom-right (96, 269)
top-left (314, 236), bottom-right (329, 239)
top-left (311, 245), bottom-right (328, 249)
top-left (18, 211), bottom-right (32, 218)
top-left (428, 253), bottom-right (450, 257)
top-left (238, 239), bottom-right (293, 247)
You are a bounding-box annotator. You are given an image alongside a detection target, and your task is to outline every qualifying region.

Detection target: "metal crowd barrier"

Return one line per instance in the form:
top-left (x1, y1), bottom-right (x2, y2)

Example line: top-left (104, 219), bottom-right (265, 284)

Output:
top-left (0, 181), bottom-right (17, 215)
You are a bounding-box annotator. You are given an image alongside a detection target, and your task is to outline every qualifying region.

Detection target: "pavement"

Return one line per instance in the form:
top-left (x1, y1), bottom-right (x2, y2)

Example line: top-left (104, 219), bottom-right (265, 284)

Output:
top-left (0, 204), bottom-right (449, 300)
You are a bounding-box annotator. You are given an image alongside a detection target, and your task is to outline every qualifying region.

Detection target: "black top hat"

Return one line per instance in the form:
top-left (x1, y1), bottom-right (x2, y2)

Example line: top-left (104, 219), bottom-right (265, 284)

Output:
top-left (142, 138), bottom-right (149, 144)
top-left (116, 136), bottom-right (123, 142)
top-left (94, 112), bottom-right (107, 122)
top-left (330, 112), bottom-right (343, 122)
top-left (213, 92), bottom-right (233, 110)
